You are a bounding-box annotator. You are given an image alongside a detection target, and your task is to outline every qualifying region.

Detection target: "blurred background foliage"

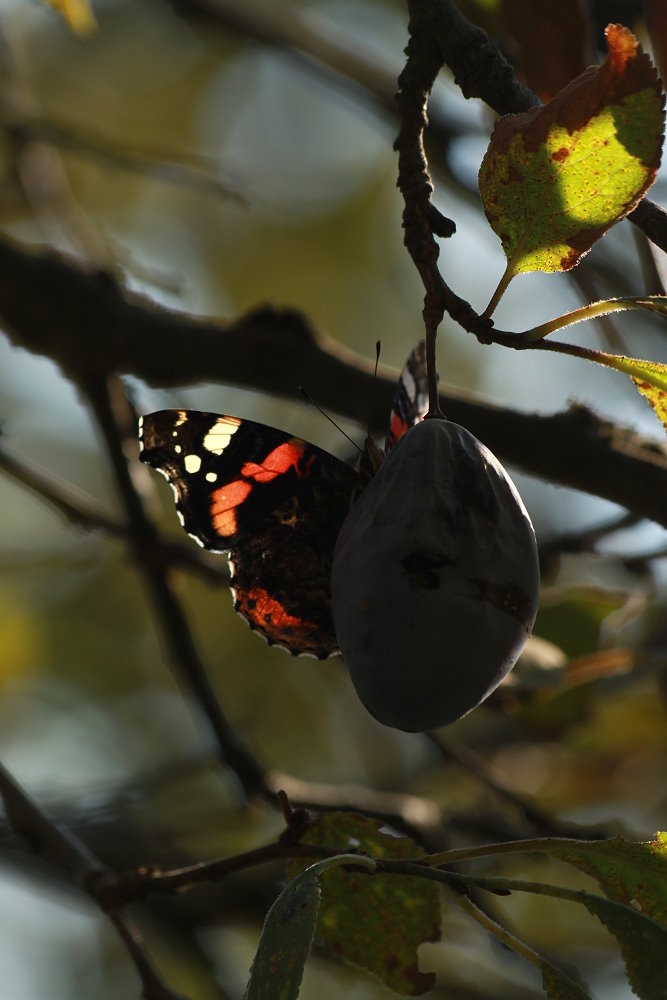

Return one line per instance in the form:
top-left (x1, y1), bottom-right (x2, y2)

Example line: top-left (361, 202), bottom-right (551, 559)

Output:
top-left (0, 0), bottom-right (665, 998)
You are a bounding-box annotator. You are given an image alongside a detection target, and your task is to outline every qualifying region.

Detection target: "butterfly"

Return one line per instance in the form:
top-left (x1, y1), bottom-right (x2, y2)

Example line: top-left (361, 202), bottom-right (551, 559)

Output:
top-left (139, 342), bottom-right (428, 658)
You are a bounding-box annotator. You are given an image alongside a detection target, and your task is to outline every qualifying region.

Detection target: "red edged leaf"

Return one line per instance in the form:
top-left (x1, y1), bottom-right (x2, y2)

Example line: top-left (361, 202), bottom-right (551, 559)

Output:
top-left (479, 24), bottom-right (665, 278)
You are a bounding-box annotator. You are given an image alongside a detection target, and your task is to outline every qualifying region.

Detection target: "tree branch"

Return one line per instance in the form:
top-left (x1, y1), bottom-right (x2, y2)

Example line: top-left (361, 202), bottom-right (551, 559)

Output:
top-left (0, 760), bottom-right (187, 1000)
top-left (83, 374), bottom-right (268, 799)
top-left (0, 441), bottom-right (230, 584)
top-left (0, 236), bottom-right (665, 524)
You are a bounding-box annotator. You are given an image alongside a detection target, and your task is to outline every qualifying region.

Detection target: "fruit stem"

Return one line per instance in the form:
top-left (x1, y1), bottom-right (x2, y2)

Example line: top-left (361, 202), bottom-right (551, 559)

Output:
top-left (425, 320), bottom-right (444, 418)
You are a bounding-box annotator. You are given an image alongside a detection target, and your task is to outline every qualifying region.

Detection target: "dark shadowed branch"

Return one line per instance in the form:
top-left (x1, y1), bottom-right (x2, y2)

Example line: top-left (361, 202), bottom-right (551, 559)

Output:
top-left (1, 235), bottom-right (665, 525)
top-left (83, 372), bottom-right (268, 800)
top-left (0, 442), bottom-right (228, 584)
top-left (0, 761), bottom-right (187, 1000)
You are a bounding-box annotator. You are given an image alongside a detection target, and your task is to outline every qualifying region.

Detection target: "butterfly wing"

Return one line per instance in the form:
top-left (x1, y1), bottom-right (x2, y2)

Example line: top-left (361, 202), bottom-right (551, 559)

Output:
top-left (385, 340), bottom-right (430, 451)
top-left (139, 410), bottom-right (357, 657)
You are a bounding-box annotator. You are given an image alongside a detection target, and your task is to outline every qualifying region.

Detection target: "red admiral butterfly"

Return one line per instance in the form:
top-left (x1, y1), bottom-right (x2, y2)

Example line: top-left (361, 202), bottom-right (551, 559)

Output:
top-left (139, 343), bottom-right (428, 658)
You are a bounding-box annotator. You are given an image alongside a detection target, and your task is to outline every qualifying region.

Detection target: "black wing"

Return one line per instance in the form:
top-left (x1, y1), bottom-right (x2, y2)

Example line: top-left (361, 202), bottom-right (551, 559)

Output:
top-left (139, 410), bottom-right (357, 657)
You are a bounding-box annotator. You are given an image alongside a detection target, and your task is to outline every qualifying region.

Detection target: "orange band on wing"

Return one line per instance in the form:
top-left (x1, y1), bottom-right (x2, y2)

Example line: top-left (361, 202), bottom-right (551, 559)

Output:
top-left (241, 441), bottom-right (315, 483)
top-left (210, 442), bottom-right (317, 537)
top-left (210, 479), bottom-right (252, 536)
top-left (388, 413), bottom-right (407, 445)
top-left (248, 586), bottom-right (317, 631)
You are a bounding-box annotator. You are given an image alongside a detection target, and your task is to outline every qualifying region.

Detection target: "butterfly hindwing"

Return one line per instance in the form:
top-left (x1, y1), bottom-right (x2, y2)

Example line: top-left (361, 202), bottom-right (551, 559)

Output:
top-left (385, 340), bottom-right (429, 451)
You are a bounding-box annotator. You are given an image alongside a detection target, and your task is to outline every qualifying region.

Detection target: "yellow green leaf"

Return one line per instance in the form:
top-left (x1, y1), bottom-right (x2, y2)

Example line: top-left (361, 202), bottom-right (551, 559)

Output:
top-left (629, 367), bottom-right (667, 432)
top-left (536, 339), bottom-right (667, 436)
top-left (287, 813), bottom-right (441, 996)
top-left (546, 832), bottom-right (667, 928)
top-left (43, 0), bottom-right (97, 37)
top-left (479, 24), bottom-right (665, 285)
top-left (585, 352), bottom-right (667, 433)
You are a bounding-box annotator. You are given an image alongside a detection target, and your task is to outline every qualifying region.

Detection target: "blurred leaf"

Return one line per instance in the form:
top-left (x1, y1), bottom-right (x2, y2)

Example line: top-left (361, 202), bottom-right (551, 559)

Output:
top-left (244, 874), bottom-right (321, 1000)
top-left (502, 0), bottom-right (592, 101)
top-left (546, 833), bottom-right (667, 929)
top-left (512, 684), bottom-right (593, 737)
top-left (534, 587), bottom-right (628, 657)
top-left (646, 0), bottom-right (667, 81)
top-left (43, 0), bottom-right (97, 37)
top-left (287, 813), bottom-right (441, 996)
top-left (479, 24), bottom-right (664, 287)
top-left (564, 648), bottom-right (635, 687)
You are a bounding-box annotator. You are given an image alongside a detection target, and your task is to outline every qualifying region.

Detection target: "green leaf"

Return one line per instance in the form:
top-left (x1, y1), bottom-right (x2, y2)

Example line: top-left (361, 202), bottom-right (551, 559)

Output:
top-left (245, 854), bottom-right (377, 1000)
top-left (541, 963), bottom-right (591, 999)
top-left (452, 883), bottom-right (593, 998)
top-left (479, 23), bottom-right (664, 308)
top-left (583, 894), bottom-right (667, 1000)
top-left (244, 874), bottom-right (320, 1000)
top-left (533, 586), bottom-right (628, 658)
top-left (546, 833), bottom-right (667, 929)
top-left (536, 342), bottom-right (667, 436)
top-left (593, 354), bottom-right (667, 434)
top-left (287, 813), bottom-right (441, 996)
top-left (448, 871), bottom-right (667, 1000)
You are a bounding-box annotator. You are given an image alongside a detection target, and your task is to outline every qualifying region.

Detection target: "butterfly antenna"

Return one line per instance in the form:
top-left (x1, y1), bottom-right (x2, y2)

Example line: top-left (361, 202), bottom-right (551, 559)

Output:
top-left (364, 339), bottom-right (381, 439)
top-left (298, 386), bottom-right (363, 455)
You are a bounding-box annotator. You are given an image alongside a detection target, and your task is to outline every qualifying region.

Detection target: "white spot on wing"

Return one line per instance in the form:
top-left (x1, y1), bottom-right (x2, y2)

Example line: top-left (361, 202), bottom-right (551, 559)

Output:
top-left (205, 471), bottom-right (218, 483)
top-left (184, 454), bottom-right (202, 474)
top-left (203, 416), bottom-right (241, 455)
top-left (402, 370), bottom-right (416, 398)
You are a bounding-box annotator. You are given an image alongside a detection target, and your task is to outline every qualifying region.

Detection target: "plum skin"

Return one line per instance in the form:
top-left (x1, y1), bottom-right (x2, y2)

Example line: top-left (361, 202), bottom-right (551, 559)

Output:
top-left (331, 418), bottom-right (540, 732)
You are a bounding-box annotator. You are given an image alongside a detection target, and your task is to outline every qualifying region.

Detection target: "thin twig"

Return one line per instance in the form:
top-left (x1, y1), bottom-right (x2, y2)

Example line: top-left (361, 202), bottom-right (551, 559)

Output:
top-left (0, 761), bottom-right (186, 1000)
top-left (82, 373), bottom-right (268, 800)
top-left (28, 117), bottom-right (245, 204)
top-left (0, 442), bottom-right (230, 585)
top-left (538, 511), bottom-right (641, 563)
top-left (265, 771), bottom-right (442, 840)
top-left (427, 735), bottom-right (612, 841)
